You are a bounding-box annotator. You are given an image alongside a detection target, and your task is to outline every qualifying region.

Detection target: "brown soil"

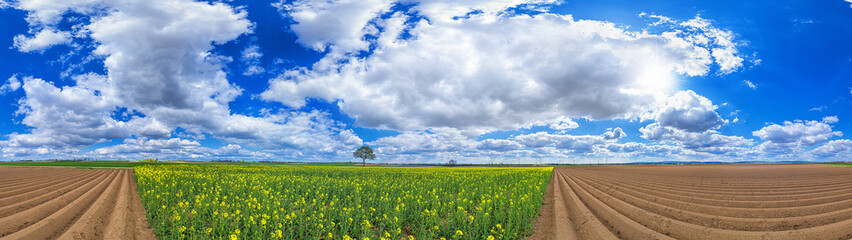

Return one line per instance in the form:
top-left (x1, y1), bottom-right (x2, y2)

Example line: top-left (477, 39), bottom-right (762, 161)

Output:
top-left (528, 164), bottom-right (852, 240)
top-left (0, 167), bottom-right (155, 240)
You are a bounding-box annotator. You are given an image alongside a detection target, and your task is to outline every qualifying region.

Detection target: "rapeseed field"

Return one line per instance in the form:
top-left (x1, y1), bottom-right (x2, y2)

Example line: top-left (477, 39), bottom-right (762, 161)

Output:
top-left (135, 164), bottom-right (550, 240)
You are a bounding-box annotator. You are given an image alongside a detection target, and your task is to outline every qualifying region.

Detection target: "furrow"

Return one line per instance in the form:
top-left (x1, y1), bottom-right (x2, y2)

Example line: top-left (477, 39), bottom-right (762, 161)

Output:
top-left (0, 170), bottom-right (103, 206)
top-left (576, 171), bottom-right (852, 195)
top-left (104, 169), bottom-right (156, 240)
top-left (574, 171), bottom-right (852, 200)
top-left (0, 168), bottom-right (71, 186)
top-left (562, 171), bottom-right (852, 239)
top-left (571, 173), bottom-right (852, 231)
top-left (0, 169), bottom-right (85, 191)
top-left (548, 170), bottom-right (578, 240)
top-left (56, 170), bottom-right (125, 240)
top-left (0, 170), bottom-right (118, 237)
top-left (0, 170), bottom-right (107, 218)
top-left (555, 169), bottom-right (616, 239)
top-left (577, 172), bottom-right (852, 209)
top-left (559, 170), bottom-right (674, 240)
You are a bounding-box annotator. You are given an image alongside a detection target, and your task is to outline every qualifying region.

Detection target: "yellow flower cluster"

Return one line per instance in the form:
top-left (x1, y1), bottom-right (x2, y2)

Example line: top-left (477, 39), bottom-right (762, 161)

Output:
top-left (135, 164), bottom-right (551, 239)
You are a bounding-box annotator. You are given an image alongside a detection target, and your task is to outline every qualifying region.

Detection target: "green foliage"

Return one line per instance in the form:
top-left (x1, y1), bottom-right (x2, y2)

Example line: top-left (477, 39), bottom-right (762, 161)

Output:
top-left (823, 162), bottom-right (852, 165)
top-left (353, 146), bottom-right (376, 165)
top-left (134, 164), bottom-right (552, 240)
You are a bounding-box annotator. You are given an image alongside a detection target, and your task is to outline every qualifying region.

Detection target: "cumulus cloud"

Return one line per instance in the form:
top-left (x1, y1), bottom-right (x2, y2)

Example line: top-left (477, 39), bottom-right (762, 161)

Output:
top-left (263, 6), bottom-right (745, 132)
top-left (274, 0), bottom-right (394, 54)
top-left (823, 116), bottom-right (839, 124)
top-left (640, 123), bottom-right (752, 154)
top-left (0, 75), bottom-right (176, 149)
top-left (753, 120), bottom-right (841, 146)
top-left (652, 90), bottom-right (727, 132)
top-left (13, 28), bottom-right (71, 52)
top-left (4, 76), bottom-right (131, 149)
top-left (604, 141), bottom-right (685, 157)
top-left (92, 138), bottom-right (273, 160)
top-left (4, 0), bottom-right (363, 160)
top-left (513, 131), bottom-right (611, 153)
top-left (477, 139), bottom-right (523, 152)
top-left (811, 139), bottom-right (852, 158)
top-left (846, 0), bottom-right (852, 8)
top-left (753, 119), bottom-right (842, 155)
top-left (603, 127), bottom-right (626, 140)
top-left (526, 116), bottom-right (579, 130)
top-left (679, 16), bottom-right (744, 74)
top-left (0, 75), bottom-right (22, 93)
top-left (371, 128), bottom-right (476, 155)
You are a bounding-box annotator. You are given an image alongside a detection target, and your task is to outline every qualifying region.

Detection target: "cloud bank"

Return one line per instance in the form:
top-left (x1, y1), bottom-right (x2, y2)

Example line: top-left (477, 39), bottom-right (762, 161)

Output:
top-left (1, 0), bottom-right (847, 163)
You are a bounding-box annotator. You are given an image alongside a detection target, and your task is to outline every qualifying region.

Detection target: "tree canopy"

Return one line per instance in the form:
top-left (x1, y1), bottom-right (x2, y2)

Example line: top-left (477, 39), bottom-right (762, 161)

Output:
top-left (353, 146), bottom-right (376, 165)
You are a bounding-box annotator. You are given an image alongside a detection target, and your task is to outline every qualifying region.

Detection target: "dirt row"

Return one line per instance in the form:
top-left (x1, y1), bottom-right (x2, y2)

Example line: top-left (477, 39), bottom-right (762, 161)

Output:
top-left (529, 164), bottom-right (852, 240)
top-left (0, 167), bottom-right (155, 239)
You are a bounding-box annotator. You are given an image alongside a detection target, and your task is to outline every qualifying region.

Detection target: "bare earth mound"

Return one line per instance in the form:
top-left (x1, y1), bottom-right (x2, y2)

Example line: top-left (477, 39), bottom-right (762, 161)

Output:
top-left (529, 164), bottom-right (852, 240)
top-left (0, 167), bottom-right (155, 240)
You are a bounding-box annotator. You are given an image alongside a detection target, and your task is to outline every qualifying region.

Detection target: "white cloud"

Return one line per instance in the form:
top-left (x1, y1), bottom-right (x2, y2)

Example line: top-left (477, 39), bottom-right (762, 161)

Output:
top-left (275, 0), bottom-right (394, 53)
top-left (823, 116), bottom-right (839, 124)
top-left (0, 75), bottom-right (22, 93)
top-left (753, 120), bottom-right (841, 146)
top-left (603, 141), bottom-right (685, 157)
top-left (652, 90), bottom-right (727, 132)
top-left (514, 131), bottom-right (612, 153)
top-left (410, 0), bottom-right (559, 22)
top-left (640, 123), bottom-right (752, 154)
top-left (264, 8), bottom-right (744, 132)
top-left (371, 128), bottom-right (477, 155)
top-left (753, 120), bottom-right (842, 155)
top-left (811, 139), bottom-right (852, 158)
top-left (478, 139), bottom-right (523, 152)
top-left (92, 138), bottom-right (273, 160)
top-left (13, 28), bottom-right (71, 52)
top-left (12, 0), bottom-right (102, 26)
top-left (679, 16), bottom-right (744, 74)
top-left (809, 105), bottom-right (827, 112)
top-left (4, 0), bottom-right (363, 160)
top-left (743, 80), bottom-right (757, 90)
top-left (602, 127), bottom-right (626, 140)
top-left (526, 116), bottom-right (579, 130)
top-left (241, 44), bottom-right (265, 76)
top-left (846, 0), bottom-right (852, 8)
top-left (3, 76), bottom-right (130, 149)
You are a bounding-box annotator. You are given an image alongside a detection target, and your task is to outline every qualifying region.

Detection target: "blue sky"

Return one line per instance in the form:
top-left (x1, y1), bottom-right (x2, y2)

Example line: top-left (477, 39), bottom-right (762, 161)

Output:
top-left (0, 0), bottom-right (850, 163)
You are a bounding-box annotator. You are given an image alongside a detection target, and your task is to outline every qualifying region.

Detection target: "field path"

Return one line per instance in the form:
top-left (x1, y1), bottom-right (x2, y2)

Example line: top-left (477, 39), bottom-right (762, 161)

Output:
top-left (0, 167), bottom-right (155, 240)
top-left (529, 164), bottom-right (852, 240)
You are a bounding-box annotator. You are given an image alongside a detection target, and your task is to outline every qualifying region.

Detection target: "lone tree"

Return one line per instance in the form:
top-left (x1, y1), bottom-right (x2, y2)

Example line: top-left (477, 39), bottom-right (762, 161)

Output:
top-left (353, 146), bottom-right (376, 165)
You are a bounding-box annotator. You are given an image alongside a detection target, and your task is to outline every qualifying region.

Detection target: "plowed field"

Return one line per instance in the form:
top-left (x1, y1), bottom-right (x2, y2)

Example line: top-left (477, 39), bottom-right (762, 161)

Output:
top-left (530, 164), bottom-right (852, 240)
top-left (0, 167), bottom-right (154, 239)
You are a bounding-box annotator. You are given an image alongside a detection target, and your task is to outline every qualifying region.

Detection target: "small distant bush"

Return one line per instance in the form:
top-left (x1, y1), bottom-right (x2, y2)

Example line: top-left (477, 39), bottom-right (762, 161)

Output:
top-left (447, 159), bottom-right (457, 166)
top-left (140, 158), bottom-right (158, 162)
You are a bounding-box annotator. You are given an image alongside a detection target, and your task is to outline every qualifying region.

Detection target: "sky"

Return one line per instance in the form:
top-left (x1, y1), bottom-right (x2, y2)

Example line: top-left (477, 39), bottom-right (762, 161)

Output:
top-left (0, 0), bottom-right (850, 163)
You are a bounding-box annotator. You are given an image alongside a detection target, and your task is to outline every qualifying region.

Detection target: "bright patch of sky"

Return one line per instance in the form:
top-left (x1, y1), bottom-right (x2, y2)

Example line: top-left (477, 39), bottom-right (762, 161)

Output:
top-left (0, 0), bottom-right (850, 163)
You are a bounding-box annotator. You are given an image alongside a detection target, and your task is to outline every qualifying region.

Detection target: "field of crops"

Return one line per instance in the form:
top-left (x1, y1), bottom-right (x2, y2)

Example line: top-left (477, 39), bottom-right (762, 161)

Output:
top-left (134, 165), bottom-right (552, 240)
